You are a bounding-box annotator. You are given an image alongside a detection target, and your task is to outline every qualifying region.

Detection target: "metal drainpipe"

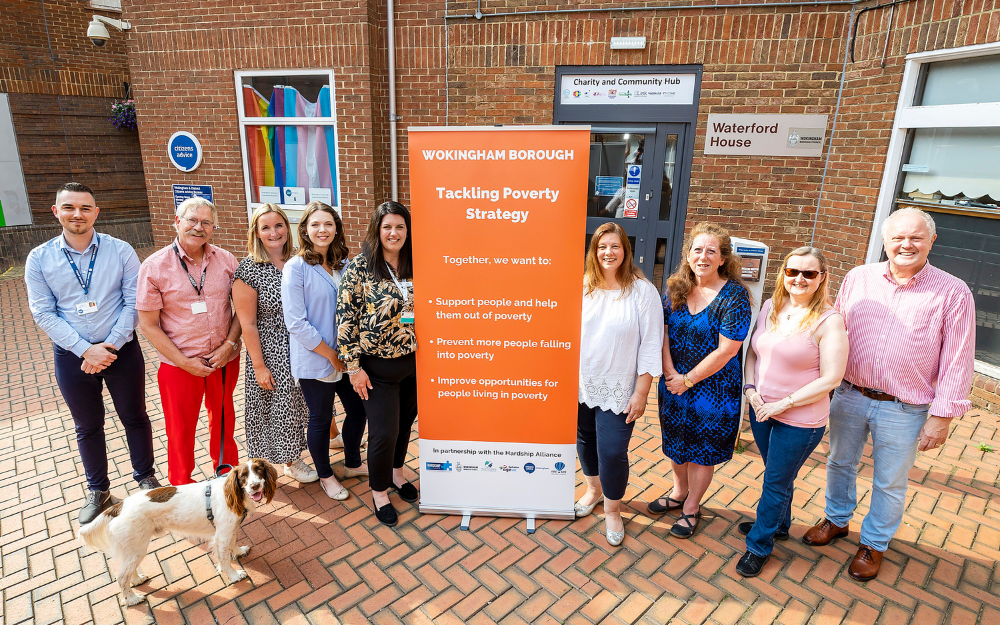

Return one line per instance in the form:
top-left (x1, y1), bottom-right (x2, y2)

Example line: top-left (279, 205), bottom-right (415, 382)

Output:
top-left (388, 0), bottom-right (399, 201)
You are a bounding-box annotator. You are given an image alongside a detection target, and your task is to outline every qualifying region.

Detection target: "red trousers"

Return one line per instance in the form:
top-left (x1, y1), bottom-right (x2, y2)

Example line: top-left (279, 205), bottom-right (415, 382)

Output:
top-left (157, 356), bottom-right (240, 485)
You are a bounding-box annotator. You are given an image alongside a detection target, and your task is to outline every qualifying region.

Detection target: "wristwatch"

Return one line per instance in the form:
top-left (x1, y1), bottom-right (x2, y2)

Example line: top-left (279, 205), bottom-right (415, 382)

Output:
top-left (683, 374), bottom-right (695, 388)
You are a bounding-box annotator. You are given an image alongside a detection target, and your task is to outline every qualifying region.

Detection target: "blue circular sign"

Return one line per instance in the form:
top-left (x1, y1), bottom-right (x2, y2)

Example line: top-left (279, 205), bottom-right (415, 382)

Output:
top-left (167, 131), bottom-right (203, 172)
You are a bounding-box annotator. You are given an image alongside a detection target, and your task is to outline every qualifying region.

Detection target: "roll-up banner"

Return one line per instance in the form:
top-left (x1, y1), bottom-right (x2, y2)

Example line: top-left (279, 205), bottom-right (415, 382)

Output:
top-left (409, 126), bottom-right (590, 520)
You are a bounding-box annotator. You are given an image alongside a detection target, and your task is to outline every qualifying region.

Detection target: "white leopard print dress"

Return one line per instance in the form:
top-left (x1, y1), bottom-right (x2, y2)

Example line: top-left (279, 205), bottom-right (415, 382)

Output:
top-left (235, 257), bottom-right (309, 464)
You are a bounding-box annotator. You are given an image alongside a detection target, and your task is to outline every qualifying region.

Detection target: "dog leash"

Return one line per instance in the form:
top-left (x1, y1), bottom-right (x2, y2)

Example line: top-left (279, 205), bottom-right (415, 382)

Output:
top-left (206, 363), bottom-right (234, 527)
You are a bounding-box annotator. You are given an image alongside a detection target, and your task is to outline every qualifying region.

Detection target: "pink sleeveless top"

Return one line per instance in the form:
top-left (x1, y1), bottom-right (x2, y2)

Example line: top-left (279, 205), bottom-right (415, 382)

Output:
top-left (750, 299), bottom-right (840, 428)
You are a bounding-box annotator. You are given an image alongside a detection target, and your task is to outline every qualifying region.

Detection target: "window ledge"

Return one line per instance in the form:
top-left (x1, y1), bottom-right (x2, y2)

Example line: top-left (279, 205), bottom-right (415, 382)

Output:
top-left (975, 360), bottom-right (1000, 381)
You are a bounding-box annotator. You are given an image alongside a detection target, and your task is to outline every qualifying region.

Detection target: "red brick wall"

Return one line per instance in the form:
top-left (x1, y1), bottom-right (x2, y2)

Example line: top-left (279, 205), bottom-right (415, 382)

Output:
top-left (0, 0), bottom-right (150, 253)
top-left (972, 372), bottom-right (1000, 414)
top-left (122, 1), bottom-right (1000, 398)
top-left (119, 0), bottom-right (391, 254)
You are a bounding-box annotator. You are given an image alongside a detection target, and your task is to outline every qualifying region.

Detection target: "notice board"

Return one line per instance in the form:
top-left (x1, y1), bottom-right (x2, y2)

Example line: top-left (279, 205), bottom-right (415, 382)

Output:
top-left (408, 126), bottom-right (589, 520)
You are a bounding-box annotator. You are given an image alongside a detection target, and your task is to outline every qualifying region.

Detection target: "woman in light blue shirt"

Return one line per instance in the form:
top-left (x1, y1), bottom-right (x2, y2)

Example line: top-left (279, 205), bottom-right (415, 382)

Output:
top-left (282, 202), bottom-right (368, 500)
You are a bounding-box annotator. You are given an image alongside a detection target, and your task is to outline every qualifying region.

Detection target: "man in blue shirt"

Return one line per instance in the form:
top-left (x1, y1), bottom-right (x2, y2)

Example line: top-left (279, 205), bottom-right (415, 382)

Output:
top-left (25, 182), bottom-right (160, 524)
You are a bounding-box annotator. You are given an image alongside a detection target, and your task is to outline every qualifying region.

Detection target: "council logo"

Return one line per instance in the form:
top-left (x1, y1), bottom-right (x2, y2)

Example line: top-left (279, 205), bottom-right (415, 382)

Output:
top-left (425, 461), bottom-right (452, 471)
top-left (523, 463), bottom-right (536, 474)
top-left (562, 89), bottom-right (570, 98)
top-left (788, 131), bottom-right (800, 146)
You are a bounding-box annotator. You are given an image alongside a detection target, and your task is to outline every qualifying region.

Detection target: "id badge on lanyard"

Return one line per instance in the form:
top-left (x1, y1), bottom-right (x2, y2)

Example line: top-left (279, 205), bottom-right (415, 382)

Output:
top-left (64, 237), bottom-right (100, 314)
top-left (387, 262), bottom-right (414, 324)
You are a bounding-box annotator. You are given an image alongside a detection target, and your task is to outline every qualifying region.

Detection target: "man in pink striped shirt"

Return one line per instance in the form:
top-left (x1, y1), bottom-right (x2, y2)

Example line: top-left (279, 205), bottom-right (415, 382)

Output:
top-left (802, 208), bottom-right (975, 581)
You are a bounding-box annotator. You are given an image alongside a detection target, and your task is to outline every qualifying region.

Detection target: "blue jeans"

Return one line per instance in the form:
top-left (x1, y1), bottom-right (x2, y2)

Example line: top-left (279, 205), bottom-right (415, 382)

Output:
top-left (746, 413), bottom-right (825, 557)
top-left (53, 339), bottom-right (155, 492)
top-left (825, 382), bottom-right (929, 552)
top-left (577, 403), bottom-right (635, 501)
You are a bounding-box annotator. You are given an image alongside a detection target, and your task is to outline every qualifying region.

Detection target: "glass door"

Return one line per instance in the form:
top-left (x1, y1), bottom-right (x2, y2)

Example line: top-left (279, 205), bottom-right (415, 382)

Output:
top-left (585, 126), bottom-right (658, 277)
top-left (646, 123), bottom-right (687, 293)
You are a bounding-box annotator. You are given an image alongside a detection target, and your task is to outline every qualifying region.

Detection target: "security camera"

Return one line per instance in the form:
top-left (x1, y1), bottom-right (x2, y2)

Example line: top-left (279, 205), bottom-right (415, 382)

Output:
top-left (87, 15), bottom-right (130, 47)
top-left (87, 19), bottom-right (110, 46)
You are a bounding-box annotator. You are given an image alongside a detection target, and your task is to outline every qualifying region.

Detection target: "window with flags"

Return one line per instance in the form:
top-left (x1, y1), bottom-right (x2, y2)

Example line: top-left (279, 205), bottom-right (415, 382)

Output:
top-left (235, 70), bottom-right (341, 224)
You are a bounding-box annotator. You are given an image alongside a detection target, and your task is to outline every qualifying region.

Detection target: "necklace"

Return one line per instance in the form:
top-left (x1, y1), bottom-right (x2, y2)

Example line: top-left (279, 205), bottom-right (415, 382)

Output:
top-left (784, 307), bottom-right (807, 321)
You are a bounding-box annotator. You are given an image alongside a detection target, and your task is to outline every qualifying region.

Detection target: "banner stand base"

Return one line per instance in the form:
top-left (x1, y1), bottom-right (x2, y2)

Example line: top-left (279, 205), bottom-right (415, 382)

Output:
top-left (421, 505), bottom-right (574, 534)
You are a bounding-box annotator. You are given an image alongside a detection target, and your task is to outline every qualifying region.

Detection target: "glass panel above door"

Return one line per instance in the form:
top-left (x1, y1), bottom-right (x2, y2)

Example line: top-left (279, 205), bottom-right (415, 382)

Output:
top-left (588, 133), bottom-right (645, 218)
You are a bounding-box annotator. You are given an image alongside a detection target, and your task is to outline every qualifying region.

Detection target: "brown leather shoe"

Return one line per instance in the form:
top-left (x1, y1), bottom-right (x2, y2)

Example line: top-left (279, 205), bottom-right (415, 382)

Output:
top-left (848, 545), bottom-right (884, 581)
top-left (802, 518), bottom-right (850, 546)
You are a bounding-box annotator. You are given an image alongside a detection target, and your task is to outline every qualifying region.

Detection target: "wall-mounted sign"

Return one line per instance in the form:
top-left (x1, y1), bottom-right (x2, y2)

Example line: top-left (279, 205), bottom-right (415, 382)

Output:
top-left (560, 74), bottom-right (696, 106)
top-left (0, 94), bottom-right (31, 227)
top-left (167, 131), bottom-right (203, 172)
top-left (595, 176), bottom-right (623, 196)
top-left (704, 114), bottom-right (828, 157)
top-left (172, 184), bottom-right (214, 211)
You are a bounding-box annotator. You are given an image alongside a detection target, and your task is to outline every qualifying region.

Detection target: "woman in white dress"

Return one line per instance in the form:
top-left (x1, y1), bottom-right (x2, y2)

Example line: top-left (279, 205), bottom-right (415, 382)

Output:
top-left (575, 222), bottom-right (664, 546)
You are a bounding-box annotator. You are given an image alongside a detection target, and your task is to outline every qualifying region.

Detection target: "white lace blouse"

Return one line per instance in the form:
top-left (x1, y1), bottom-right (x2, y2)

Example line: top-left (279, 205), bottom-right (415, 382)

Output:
top-left (579, 279), bottom-right (664, 414)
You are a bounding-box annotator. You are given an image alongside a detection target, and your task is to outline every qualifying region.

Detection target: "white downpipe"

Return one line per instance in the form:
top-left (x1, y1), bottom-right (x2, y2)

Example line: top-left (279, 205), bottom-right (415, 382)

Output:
top-left (387, 0), bottom-right (399, 201)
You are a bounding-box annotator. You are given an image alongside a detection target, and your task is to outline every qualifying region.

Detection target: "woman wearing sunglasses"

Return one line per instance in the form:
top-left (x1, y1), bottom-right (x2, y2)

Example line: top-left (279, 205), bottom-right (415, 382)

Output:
top-left (736, 247), bottom-right (848, 577)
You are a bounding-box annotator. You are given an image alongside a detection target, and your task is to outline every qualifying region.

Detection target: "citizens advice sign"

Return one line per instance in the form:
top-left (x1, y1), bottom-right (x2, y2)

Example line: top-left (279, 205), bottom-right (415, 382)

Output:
top-left (408, 126), bottom-right (589, 521)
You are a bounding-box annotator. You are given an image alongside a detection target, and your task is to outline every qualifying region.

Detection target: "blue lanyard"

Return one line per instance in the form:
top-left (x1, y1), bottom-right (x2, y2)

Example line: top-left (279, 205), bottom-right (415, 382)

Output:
top-left (62, 236), bottom-right (99, 296)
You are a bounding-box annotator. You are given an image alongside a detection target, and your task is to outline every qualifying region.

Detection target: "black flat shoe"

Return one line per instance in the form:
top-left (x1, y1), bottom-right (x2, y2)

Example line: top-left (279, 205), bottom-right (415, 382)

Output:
top-left (738, 521), bottom-right (788, 541)
top-left (669, 511), bottom-right (702, 539)
top-left (647, 494), bottom-right (685, 515)
top-left (735, 551), bottom-right (769, 578)
top-left (392, 481), bottom-right (419, 503)
top-left (373, 496), bottom-right (398, 527)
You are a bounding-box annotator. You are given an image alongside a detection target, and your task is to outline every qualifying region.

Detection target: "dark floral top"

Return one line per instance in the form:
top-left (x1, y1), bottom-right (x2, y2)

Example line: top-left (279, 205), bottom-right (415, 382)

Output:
top-left (335, 253), bottom-right (416, 370)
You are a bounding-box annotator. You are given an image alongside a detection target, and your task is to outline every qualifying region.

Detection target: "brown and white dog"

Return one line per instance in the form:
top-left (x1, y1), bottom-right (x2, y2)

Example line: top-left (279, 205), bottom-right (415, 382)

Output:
top-left (79, 459), bottom-right (278, 606)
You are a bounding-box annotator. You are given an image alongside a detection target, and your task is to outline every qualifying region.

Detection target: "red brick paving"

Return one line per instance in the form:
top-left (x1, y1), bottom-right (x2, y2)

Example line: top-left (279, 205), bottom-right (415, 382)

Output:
top-left (2, 257), bottom-right (999, 624)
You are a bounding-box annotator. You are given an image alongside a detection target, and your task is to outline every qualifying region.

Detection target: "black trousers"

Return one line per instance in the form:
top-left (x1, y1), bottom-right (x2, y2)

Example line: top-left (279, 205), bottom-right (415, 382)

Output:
top-left (53, 339), bottom-right (155, 491)
top-left (360, 352), bottom-right (417, 491)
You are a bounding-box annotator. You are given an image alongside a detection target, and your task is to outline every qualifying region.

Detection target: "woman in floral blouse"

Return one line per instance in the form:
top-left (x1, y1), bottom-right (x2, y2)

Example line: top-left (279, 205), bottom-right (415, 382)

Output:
top-left (336, 201), bottom-right (418, 527)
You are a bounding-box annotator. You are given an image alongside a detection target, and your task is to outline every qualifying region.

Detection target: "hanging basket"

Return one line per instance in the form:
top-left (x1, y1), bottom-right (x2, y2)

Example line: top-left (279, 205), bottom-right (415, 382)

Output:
top-left (109, 99), bottom-right (137, 131)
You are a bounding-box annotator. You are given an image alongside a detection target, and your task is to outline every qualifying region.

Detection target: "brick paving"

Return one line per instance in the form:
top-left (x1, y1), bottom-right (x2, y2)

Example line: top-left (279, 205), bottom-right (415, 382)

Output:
top-left (2, 255), bottom-right (999, 625)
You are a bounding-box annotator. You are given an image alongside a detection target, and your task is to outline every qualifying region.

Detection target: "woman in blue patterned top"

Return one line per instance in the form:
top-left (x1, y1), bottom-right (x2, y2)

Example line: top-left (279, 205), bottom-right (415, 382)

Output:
top-left (650, 222), bottom-right (752, 538)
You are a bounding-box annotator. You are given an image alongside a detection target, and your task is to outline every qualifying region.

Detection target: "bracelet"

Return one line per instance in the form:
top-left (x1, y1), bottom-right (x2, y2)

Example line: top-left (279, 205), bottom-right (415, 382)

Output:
top-left (743, 384), bottom-right (756, 393)
top-left (347, 368), bottom-right (362, 376)
top-left (786, 395), bottom-right (796, 407)
top-left (226, 340), bottom-right (237, 350)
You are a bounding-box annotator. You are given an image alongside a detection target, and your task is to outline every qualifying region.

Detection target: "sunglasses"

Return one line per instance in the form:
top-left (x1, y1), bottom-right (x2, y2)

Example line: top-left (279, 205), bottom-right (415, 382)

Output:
top-left (783, 268), bottom-right (824, 279)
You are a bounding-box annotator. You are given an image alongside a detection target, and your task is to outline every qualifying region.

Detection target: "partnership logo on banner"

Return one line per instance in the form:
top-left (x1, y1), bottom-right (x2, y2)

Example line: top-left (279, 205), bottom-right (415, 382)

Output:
top-left (408, 126), bottom-right (589, 519)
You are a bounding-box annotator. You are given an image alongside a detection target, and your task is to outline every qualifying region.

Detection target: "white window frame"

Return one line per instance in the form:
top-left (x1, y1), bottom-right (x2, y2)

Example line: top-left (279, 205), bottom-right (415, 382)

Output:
top-left (234, 68), bottom-right (342, 223)
top-left (868, 41), bottom-right (1000, 377)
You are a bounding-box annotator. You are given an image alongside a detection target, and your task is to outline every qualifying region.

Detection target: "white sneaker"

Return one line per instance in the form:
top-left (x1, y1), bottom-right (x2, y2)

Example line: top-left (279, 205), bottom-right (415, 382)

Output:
top-left (284, 459), bottom-right (319, 483)
top-left (329, 434), bottom-right (344, 449)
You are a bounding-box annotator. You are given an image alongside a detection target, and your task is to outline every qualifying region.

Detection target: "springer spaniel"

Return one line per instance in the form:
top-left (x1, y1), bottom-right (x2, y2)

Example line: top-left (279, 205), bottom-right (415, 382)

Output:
top-left (79, 459), bottom-right (278, 606)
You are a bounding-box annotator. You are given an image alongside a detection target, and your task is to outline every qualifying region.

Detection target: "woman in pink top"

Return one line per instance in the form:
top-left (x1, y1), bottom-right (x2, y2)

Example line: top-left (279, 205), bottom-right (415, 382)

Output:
top-left (735, 247), bottom-right (848, 578)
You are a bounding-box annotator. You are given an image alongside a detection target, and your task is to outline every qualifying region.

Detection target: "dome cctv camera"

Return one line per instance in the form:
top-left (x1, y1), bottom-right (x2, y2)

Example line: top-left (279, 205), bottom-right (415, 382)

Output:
top-left (86, 15), bottom-right (130, 47)
top-left (88, 19), bottom-right (110, 46)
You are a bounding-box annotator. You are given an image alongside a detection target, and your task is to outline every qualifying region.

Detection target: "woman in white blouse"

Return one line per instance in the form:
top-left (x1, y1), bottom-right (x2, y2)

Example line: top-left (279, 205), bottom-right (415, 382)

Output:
top-left (576, 222), bottom-right (664, 546)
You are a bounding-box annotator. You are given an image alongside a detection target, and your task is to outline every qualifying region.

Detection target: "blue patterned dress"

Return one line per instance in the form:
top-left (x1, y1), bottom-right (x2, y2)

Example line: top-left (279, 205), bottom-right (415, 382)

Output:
top-left (658, 280), bottom-right (752, 465)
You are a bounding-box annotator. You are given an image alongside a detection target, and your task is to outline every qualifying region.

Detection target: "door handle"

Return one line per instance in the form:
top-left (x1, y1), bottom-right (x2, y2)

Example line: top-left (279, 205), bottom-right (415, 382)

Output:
top-left (645, 192), bottom-right (651, 200)
top-left (639, 256), bottom-right (644, 263)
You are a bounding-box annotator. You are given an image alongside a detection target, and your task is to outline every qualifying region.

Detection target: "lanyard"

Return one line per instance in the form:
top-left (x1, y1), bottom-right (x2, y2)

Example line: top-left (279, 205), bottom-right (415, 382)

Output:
top-left (385, 262), bottom-right (409, 302)
top-left (63, 236), bottom-right (99, 296)
top-left (173, 243), bottom-right (207, 298)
